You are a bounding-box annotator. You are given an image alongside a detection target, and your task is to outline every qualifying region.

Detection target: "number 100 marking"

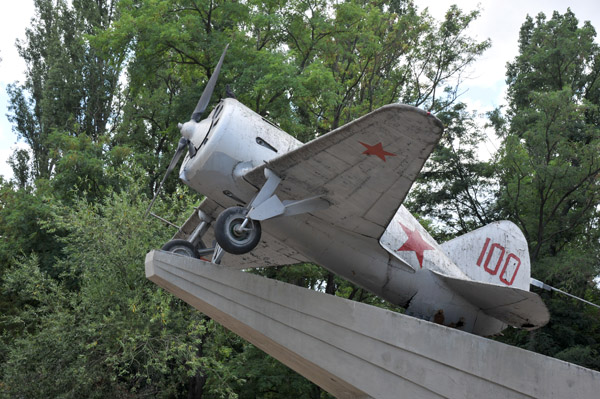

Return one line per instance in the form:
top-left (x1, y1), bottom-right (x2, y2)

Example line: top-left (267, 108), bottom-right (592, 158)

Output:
top-left (476, 238), bottom-right (521, 286)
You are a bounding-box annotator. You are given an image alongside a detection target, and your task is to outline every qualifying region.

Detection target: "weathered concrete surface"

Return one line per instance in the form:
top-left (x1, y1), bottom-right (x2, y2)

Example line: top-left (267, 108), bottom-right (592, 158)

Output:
top-left (146, 250), bottom-right (600, 399)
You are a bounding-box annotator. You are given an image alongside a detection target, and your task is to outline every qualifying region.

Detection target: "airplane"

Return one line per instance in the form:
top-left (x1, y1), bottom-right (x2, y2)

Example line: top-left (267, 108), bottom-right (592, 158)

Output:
top-left (147, 45), bottom-right (550, 337)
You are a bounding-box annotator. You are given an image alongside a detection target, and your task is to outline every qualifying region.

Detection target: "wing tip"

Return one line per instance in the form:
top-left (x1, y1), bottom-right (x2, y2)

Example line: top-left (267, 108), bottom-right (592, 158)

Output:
top-left (377, 103), bottom-right (444, 133)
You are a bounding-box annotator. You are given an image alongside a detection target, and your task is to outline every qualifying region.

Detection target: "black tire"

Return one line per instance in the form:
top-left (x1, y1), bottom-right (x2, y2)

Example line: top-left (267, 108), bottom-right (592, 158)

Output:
top-left (161, 239), bottom-right (199, 258)
top-left (214, 207), bottom-right (261, 255)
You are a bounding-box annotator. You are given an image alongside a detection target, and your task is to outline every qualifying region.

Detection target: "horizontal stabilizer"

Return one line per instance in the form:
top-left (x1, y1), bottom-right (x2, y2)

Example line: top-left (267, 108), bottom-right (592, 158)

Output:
top-left (433, 271), bottom-right (550, 329)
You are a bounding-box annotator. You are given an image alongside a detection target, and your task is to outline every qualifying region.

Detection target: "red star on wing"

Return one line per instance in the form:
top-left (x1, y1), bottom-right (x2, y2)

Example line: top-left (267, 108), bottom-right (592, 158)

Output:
top-left (359, 141), bottom-right (396, 162)
top-left (397, 223), bottom-right (435, 268)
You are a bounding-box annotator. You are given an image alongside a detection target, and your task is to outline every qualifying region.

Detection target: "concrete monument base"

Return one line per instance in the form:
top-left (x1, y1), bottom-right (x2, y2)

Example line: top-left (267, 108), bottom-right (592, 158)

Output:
top-left (146, 250), bottom-right (600, 398)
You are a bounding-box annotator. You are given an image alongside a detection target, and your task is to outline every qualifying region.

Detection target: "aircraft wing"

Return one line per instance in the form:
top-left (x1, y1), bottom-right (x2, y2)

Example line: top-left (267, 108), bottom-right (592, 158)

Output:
top-left (243, 104), bottom-right (443, 238)
top-left (173, 198), bottom-right (309, 269)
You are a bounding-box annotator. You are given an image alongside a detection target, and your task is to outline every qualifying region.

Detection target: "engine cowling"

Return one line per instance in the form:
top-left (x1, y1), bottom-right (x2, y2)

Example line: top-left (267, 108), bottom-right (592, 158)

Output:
top-left (179, 98), bottom-right (302, 208)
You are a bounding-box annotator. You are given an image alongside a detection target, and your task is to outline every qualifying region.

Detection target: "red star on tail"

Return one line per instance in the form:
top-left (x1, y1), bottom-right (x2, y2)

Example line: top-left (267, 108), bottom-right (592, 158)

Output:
top-left (397, 223), bottom-right (435, 268)
top-left (359, 142), bottom-right (396, 162)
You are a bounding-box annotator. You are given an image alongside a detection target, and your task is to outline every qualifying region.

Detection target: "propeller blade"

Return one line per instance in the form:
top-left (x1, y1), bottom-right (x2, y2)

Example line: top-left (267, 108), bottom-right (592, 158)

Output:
top-left (145, 137), bottom-right (189, 217)
top-left (191, 44), bottom-right (229, 122)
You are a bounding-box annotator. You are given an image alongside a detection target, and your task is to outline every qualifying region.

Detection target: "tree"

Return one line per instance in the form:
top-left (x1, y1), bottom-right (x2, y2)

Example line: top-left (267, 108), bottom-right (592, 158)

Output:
top-left (7, 149), bottom-right (31, 190)
top-left (1, 1), bottom-right (500, 396)
top-left (491, 9), bottom-right (600, 370)
top-left (6, 0), bottom-right (121, 182)
top-left (407, 102), bottom-right (497, 241)
top-left (1, 178), bottom-right (244, 398)
top-left (98, 0), bottom-right (489, 180)
top-left (0, 181), bottom-right (62, 276)
top-left (494, 9), bottom-right (600, 263)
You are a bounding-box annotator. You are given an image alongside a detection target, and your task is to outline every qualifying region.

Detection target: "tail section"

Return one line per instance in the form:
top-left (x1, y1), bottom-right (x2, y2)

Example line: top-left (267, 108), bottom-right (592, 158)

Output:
top-left (439, 221), bottom-right (549, 331)
top-left (432, 271), bottom-right (549, 330)
top-left (441, 221), bottom-right (531, 290)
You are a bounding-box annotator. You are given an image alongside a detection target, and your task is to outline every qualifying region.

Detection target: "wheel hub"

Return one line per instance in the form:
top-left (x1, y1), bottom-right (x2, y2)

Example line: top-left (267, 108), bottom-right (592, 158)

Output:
top-left (231, 221), bottom-right (249, 239)
top-left (215, 206), bottom-right (262, 255)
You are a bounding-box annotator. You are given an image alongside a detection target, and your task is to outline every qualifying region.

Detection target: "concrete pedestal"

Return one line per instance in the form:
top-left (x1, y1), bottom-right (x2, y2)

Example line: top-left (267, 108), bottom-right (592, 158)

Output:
top-left (146, 250), bottom-right (600, 398)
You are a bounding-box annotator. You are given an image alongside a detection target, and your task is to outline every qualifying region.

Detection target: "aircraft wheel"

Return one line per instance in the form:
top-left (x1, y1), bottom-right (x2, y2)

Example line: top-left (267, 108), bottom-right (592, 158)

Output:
top-left (214, 207), bottom-right (261, 254)
top-left (161, 239), bottom-right (200, 258)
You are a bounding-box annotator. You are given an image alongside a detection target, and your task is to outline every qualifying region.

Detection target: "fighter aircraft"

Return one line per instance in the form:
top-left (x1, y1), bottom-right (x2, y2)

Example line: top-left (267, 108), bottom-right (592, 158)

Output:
top-left (147, 45), bottom-right (550, 337)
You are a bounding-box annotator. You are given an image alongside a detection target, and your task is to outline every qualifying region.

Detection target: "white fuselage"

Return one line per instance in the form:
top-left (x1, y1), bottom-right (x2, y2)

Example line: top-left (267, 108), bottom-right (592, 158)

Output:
top-left (180, 99), bottom-right (303, 206)
top-left (179, 98), bottom-right (506, 335)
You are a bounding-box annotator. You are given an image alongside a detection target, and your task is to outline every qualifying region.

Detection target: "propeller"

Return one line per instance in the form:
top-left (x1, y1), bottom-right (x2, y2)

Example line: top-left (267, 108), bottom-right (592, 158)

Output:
top-left (192, 43), bottom-right (229, 122)
top-left (145, 44), bottom-right (229, 217)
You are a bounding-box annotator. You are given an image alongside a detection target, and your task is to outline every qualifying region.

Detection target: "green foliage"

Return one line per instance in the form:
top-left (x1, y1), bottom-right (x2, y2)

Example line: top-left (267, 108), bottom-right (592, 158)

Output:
top-left (490, 9), bottom-right (600, 369)
top-left (407, 102), bottom-right (496, 240)
top-left (95, 0), bottom-right (489, 183)
top-left (7, 150), bottom-right (30, 190)
top-left (0, 182), bottom-right (62, 276)
top-left (6, 0), bottom-right (600, 397)
top-left (6, 0), bottom-right (121, 181)
top-left (1, 181), bottom-right (240, 397)
top-left (506, 9), bottom-right (599, 111)
top-left (46, 130), bottom-right (135, 203)
top-left (231, 342), bottom-right (329, 399)
top-left (493, 9), bottom-right (600, 261)
top-left (496, 88), bottom-right (600, 260)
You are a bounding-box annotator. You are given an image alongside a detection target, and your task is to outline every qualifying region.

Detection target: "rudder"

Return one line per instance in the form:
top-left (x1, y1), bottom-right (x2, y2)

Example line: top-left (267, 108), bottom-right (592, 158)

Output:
top-left (440, 221), bottom-right (531, 291)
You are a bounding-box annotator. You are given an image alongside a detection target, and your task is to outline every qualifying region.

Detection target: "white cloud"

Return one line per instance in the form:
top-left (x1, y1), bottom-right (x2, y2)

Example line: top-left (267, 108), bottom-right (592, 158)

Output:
top-left (416, 0), bottom-right (600, 162)
top-left (419, 0), bottom-right (600, 107)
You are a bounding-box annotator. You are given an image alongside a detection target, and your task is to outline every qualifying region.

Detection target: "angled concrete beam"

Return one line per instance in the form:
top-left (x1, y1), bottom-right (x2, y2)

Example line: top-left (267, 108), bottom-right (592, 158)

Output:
top-left (146, 250), bottom-right (600, 399)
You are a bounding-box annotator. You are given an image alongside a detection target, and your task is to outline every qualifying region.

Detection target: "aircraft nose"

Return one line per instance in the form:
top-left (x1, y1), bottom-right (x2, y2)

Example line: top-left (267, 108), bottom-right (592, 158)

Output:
top-left (180, 120), bottom-right (196, 141)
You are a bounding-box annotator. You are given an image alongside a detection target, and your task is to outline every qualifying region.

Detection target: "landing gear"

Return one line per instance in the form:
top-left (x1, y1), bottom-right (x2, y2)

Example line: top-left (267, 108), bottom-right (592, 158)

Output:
top-left (160, 167), bottom-right (327, 262)
top-left (214, 206), bottom-right (262, 254)
top-left (161, 239), bottom-right (202, 258)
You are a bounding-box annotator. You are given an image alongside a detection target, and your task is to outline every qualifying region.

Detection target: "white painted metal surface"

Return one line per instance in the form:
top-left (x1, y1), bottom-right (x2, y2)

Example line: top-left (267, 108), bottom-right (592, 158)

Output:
top-left (380, 205), bottom-right (465, 278)
top-left (243, 103), bottom-right (443, 239)
top-left (170, 99), bottom-right (549, 336)
top-left (179, 98), bottom-right (303, 208)
top-left (441, 221), bottom-right (531, 289)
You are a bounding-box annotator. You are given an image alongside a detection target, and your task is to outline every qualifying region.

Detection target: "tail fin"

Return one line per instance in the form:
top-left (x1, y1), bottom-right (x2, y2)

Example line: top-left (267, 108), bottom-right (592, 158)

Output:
top-left (440, 221), bottom-right (531, 291)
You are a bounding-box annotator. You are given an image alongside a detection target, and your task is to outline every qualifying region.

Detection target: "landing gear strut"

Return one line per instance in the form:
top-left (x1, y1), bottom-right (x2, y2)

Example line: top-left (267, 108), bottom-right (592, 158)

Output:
top-left (214, 206), bottom-right (262, 254)
top-left (160, 208), bottom-right (212, 260)
top-left (161, 167), bottom-right (328, 263)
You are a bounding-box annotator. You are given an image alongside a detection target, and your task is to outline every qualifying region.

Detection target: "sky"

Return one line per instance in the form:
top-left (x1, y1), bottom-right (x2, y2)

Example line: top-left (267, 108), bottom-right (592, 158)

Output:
top-left (1, 0), bottom-right (600, 179)
top-left (417, 0), bottom-right (600, 157)
top-left (0, 0), bottom-right (35, 179)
